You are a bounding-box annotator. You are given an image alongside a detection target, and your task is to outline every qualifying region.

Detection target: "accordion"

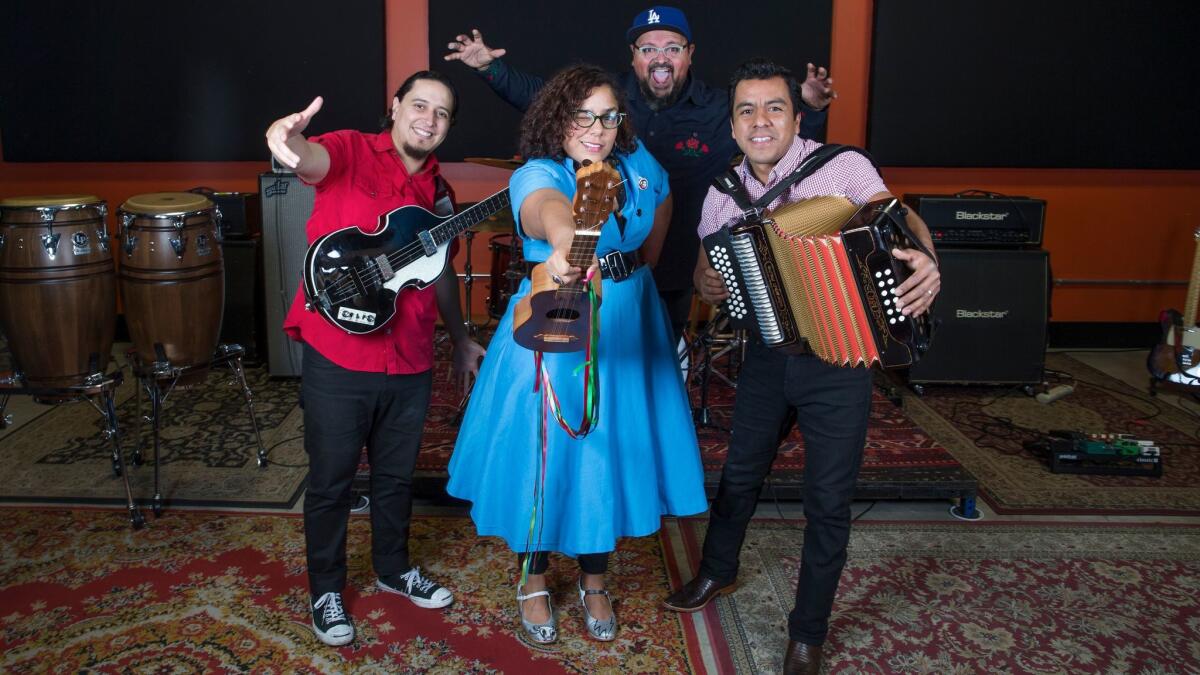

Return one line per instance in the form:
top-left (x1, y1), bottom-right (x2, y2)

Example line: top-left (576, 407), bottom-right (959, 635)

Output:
top-left (702, 196), bottom-right (931, 368)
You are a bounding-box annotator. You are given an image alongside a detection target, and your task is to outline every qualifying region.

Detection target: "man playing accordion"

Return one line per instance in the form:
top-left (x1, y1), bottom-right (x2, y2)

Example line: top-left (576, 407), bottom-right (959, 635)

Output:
top-left (662, 58), bottom-right (940, 674)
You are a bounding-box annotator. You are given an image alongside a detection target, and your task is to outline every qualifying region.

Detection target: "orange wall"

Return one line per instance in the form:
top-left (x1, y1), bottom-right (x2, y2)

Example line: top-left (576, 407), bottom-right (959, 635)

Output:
top-left (4, 0), bottom-right (1198, 323)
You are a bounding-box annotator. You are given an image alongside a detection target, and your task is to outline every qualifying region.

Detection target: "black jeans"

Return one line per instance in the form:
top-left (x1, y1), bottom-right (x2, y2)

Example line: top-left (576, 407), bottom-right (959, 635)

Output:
top-left (518, 551), bottom-right (609, 576)
top-left (301, 344), bottom-right (433, 597)
top-left (698, 339), bottom-right (872, 645)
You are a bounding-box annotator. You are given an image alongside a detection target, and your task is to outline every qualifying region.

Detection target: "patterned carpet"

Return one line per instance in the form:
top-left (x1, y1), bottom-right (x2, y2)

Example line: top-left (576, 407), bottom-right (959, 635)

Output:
top-left (0, 509), bottom-right (703, 673)
top-left (903, 352), bottom-right (1200, 515)
top-left (662, 517), bottom-right (1200, 674)
top-left (0, 364), bottom-right (307, 509)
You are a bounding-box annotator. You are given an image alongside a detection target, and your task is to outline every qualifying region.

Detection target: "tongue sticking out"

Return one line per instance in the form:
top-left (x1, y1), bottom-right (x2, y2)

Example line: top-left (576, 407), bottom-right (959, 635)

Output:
top-left (651, 69), bottom-right (671, 86)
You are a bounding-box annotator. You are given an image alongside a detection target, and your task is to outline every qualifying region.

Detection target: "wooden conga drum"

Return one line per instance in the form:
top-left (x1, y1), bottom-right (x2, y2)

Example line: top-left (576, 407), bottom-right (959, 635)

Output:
top-left (0, 195), bottom-right (116, 390)
top-left (118, 192), bottom-right (223, 386)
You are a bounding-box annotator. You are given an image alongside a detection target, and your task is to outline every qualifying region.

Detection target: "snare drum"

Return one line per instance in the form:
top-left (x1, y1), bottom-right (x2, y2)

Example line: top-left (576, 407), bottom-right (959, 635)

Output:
top-left (0, 195), bottom-right (115, 390)
top-left (487, 234), bottom-right (524, 319)
top-left (118, 192), bottom-right (223, 384)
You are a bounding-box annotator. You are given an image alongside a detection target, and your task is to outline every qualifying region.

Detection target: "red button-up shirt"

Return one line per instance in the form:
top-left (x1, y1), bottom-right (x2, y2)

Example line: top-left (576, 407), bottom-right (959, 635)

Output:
top-left (283, 129), bottom-right (453, 374)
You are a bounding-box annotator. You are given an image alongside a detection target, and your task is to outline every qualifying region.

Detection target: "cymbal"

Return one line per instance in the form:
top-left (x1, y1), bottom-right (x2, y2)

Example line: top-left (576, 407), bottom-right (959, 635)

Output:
top-left (464, 156), bottom-right (524, 171)
top-left (470, 212), bottom-right (515, 233)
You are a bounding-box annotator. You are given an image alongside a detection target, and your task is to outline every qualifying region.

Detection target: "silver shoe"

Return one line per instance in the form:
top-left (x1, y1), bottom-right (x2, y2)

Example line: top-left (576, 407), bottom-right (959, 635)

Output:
top-left (517, 585), bottom-right (557, 644)
top-left (578, 577), bottom-right (616, 641)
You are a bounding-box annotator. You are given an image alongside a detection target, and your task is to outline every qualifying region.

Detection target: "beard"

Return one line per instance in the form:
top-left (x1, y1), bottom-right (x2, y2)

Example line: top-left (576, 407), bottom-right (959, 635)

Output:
top-left (638, 68), bottom-right (687, 111)
top-left (402, 142), bottom-right (432, 161)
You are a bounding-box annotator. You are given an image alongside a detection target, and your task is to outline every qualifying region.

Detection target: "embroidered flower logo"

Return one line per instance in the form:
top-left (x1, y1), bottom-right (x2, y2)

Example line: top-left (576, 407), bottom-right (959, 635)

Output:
top-left (675, 137), bottom-right (710, 157)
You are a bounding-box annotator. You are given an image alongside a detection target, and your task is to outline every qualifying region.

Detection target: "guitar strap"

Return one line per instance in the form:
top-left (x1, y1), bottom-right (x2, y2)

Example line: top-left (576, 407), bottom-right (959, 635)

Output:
top-left (433, 174), bottom-right (454, 218)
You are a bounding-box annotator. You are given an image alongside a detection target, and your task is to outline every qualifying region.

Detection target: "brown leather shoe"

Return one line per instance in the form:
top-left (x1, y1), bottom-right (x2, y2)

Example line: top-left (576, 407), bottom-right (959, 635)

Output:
top-left (783, 640), bottom-right (824, 675)
top-left (662, 575), bottom-right (736, 612)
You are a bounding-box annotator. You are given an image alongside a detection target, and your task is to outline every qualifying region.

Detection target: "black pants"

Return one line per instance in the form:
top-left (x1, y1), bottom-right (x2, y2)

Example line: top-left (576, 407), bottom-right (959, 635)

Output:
top-left (698, 339), bottom-right (872, 645)
top-left (518, 551), bottom-right (609, 576)
top-left (301, 344), bottom-right (433, 597)
top-left (658, 286), bottom-right (694, 343)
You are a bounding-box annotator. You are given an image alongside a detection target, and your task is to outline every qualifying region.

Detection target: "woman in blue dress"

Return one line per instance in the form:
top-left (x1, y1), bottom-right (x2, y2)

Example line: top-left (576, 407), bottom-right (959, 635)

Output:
top-left (447, 64), bottom-right (707, 644)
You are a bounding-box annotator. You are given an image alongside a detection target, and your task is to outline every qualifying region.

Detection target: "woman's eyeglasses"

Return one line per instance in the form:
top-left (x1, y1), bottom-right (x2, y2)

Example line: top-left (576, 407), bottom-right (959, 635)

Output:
top-left (571, 110), bottom-right (626, 129)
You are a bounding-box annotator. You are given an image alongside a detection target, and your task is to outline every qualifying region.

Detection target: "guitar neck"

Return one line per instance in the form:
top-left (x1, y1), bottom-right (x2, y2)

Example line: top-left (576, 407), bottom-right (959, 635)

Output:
top-left (1186, 227), bottom-right (1200, 326)
top-left (426, 188), bottom-right (511, 246)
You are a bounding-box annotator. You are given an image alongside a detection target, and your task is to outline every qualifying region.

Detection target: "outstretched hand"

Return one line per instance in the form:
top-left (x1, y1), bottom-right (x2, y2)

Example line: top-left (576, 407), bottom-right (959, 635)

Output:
top-left (444, 29), bottom-right (506, 71)
top-left (801, 63), bottom-right (836, 111)
top-left (265, 96), bottom-right (323, 168)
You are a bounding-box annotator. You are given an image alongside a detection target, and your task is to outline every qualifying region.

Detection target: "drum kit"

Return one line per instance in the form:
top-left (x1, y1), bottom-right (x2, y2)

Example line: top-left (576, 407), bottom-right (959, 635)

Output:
top-left (461, 158), bottom-right (527, 335)
top-left (0, 191), bottom-right (267, 528)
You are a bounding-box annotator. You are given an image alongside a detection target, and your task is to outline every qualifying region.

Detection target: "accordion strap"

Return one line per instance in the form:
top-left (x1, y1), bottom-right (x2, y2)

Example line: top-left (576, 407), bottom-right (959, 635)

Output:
top-left (711, 143), bottom-right (879, 218)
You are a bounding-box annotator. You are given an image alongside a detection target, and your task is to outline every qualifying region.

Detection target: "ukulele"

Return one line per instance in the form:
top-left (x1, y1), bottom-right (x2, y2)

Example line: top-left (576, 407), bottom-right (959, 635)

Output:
top-left (1148, 227), bottom-right (1200, 388)
top-left (512, 160), bottom-right (622, 352)
top-left (302, 188), bottom-right (510, 334)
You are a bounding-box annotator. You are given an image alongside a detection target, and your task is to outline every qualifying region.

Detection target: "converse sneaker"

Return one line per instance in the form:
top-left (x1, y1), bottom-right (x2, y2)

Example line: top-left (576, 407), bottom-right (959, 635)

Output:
top-left (311, 591), bottom-right (354, 646)
top-left (377, 567), bottom-right (454, 608)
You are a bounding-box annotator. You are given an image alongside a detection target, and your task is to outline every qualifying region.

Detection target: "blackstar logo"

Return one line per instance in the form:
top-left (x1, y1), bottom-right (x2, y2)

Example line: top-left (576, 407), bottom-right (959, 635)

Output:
top-left (955, 211), bottom-right (1008, 221)
top-left (337, 307), bottom-right (377, 325)
top-left (956, 309), bottom-right (1010, 319)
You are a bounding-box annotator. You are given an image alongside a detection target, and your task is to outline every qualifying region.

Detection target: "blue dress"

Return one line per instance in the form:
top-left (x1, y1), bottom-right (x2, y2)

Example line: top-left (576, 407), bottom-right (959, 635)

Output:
top-left (447, 141), bottom-right (708, 557)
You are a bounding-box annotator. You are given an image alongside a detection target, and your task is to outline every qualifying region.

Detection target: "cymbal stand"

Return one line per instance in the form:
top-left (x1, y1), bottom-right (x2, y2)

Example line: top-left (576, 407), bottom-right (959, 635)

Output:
top-left (691, 309), bottom-right (745, 432)
top-left (461, 230), bottom-right (479, 337)
top-left (0, 369), bottom-right (145, 529)
top-left (128, 343), bottom-right (266, 518)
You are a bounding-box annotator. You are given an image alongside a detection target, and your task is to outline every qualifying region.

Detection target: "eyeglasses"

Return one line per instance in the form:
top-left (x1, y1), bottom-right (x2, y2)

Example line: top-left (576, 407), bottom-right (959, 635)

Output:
top-left (635, 43), bottom-right (687, 59)
top-left (571, 110), bottom-right (626, 129)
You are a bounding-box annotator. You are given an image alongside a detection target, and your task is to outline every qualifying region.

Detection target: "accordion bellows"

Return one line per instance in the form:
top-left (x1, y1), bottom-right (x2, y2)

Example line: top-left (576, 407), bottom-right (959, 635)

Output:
top-left (705, 196), bottom-right (929, 368)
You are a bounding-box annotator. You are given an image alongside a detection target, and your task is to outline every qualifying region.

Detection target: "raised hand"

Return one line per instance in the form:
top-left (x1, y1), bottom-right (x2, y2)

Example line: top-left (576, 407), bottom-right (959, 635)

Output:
top-left (265, 96), bottom-right (323, 169)
top-left (443, 29), bottom-right (507, 71)
top-left (801, 63), bottom-right (836, 111)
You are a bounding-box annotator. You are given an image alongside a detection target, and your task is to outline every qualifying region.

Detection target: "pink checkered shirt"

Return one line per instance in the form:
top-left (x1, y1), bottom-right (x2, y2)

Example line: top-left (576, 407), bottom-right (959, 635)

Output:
top-left (697, 137), bottom-right (888, 239)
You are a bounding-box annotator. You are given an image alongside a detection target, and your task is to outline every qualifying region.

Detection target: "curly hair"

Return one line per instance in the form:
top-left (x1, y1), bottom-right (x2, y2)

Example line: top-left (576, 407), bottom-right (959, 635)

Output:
top-left (519, 64), bottom-right (638, 160)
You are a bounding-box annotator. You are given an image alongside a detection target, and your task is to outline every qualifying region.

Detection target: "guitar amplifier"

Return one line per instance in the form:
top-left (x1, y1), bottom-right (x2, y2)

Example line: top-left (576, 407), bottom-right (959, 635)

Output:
top-left (904, 193), bottom-right (1045, 248)
top-left (259, 172), bottom-right (313, 377)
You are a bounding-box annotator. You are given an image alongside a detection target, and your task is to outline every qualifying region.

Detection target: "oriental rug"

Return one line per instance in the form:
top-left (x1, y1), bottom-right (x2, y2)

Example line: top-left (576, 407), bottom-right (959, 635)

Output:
top-left (662, 517), bottom-right (1200, 674)
top-left (0, 509), bottom-right (711, 674)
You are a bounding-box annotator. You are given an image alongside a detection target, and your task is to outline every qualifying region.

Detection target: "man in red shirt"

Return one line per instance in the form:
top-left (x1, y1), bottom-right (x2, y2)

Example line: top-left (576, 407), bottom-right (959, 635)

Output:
top-left (266, 70), bottom-right (485, 647)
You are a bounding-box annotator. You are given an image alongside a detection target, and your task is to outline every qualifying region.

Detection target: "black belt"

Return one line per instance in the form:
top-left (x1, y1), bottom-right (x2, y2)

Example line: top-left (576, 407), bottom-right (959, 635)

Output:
top-left (523, 249), bottom-right (644, 282)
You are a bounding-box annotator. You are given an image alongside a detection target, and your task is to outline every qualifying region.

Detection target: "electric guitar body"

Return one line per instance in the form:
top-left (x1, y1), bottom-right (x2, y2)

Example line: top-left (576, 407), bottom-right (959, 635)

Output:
top-left (302, 188), bottom-right (510, 334)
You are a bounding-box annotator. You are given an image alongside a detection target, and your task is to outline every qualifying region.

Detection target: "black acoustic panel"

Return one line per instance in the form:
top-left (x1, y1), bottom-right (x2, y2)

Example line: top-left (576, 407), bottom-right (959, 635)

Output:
top-left (868, 0), bottom-right (1200, 169)
top-left (909, 249), bottom-right (1048, 385)
top-left (0, 1), bottom-right (384, 161)
top-left (429, 0), bottom-right (832, 161)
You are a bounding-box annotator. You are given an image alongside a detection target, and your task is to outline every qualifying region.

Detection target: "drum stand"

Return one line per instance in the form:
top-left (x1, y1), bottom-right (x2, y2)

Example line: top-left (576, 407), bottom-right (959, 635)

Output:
top-left (689, 309), bottom-right (746, 432)
top-left (127, 343), bottom-right (266, 517)
top-left (0, 369), bottom-right (146, 529)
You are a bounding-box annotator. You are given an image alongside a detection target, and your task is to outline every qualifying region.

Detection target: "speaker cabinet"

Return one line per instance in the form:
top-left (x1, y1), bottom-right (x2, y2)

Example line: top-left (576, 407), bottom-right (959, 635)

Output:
top-left (220, 236), bottom-right (265, 363)
top-left (259, 172), bottom-right (314, 377)
top-left (909, 249), bottom-right (1048, 386)
top-left (212, 192), bottom-right (262, 238)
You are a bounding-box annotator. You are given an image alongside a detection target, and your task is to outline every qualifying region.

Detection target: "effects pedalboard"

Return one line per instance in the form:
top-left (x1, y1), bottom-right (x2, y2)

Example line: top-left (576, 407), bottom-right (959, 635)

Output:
top-left (1041, 430), bottom-right (1162, 477)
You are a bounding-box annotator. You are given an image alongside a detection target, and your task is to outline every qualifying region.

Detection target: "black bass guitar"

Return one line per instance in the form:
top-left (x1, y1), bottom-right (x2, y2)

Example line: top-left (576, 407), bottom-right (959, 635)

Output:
top-left (303, 188), bottom-right (510, 334)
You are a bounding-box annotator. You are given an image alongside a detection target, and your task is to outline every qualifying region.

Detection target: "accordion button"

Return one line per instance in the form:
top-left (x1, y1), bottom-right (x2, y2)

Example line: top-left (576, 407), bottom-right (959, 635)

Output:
top-left (889, 319), bottom-right (896, 325)
top-left (899, 315), bottom-right (906, 321)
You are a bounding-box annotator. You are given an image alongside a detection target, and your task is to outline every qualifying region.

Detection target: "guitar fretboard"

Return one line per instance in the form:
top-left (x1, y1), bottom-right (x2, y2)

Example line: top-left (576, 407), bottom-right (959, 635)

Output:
top-left (428, 189), bottom-right (512, 247)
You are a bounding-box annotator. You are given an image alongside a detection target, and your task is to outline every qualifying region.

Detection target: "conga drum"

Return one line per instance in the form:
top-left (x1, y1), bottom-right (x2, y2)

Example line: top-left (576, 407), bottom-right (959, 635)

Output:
top-left (118, 192), bottom-right (223, 386)
top-left (487, 234), bottom-right (524, 319)
top-left (0, 195), bottom-right (115, 391)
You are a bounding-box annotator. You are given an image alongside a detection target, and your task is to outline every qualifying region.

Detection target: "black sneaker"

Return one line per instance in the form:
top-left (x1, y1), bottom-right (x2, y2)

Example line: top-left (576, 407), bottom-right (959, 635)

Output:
top-left (311, 591), bottom-right (354, 646)
top-left (377, 567), bottom-right (454, 608)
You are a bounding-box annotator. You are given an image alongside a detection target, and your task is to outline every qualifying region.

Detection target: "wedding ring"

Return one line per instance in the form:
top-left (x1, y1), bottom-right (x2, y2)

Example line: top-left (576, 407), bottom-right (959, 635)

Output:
top-left (551, 274), bottom-right (564, 285)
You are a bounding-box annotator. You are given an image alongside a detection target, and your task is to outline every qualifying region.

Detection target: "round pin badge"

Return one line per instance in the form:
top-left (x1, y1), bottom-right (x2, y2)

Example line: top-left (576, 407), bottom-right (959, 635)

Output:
top-left (637, 177), bottom-right (649, 190)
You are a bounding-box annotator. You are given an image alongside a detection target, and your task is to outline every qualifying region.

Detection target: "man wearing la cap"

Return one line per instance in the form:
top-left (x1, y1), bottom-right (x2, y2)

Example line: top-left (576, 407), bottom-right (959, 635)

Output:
top-left (444, 6), bottom-right (836, 341)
